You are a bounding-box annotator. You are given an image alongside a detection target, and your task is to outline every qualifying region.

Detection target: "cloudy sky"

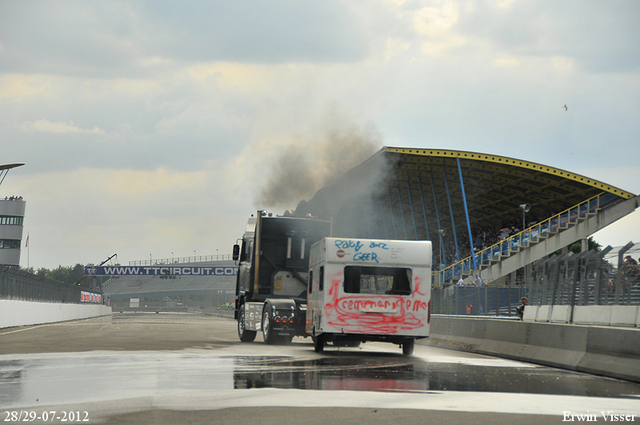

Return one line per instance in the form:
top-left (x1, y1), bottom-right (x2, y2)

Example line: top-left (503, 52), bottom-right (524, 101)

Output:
top-left (1, 0), bottom-right (639, 269)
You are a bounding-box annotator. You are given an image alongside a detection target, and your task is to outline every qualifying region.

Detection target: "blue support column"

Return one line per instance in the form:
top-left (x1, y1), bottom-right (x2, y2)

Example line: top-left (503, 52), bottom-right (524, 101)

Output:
top-left (388, 191), bottom-right (399, 239)
top-left (380, 198), bottom-right (389, 239)
top-left (418, 176), bottom-right (431, 241)
top-left (430, 172), bottom-right (446, 268)
top-left (443, 165), bottom-right (460, 262)
top-left (457, 158), bottom-right (477, 270)
top-left (366, 200), bottom-right (374, 238)
top-left (0, 169), bottom-right (8, 186)
top-left (407, 181), bottom-right (419, 240)
top-left (371, 197), bottom-right (381, 239)
top-left (397, 187), bottom-right (408, 240)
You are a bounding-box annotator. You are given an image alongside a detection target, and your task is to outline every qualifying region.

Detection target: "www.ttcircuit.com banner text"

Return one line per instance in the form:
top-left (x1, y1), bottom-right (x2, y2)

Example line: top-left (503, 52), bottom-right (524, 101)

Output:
top-left (84, 266), bottom-right (238, 276)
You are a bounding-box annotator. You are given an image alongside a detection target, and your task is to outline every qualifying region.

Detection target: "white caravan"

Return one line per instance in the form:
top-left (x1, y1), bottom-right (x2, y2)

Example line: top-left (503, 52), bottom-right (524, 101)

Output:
top-left (306, 238), bottom-right (432, 355)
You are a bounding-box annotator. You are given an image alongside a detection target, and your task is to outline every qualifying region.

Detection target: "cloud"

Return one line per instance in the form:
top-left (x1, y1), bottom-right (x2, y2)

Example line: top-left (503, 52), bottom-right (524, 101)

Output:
top-left (0, 1), bottom-right (370, 78)
top-left (13, 164), bottom-right (253, 268)
top-left (413, 1), bottom-right (460, 38)
top-left (0, 75), bottom-right (50, 101)
top-left (21, 120), bottom-right (105, 135)
top-left (454, 0), bottom-right (640, 73)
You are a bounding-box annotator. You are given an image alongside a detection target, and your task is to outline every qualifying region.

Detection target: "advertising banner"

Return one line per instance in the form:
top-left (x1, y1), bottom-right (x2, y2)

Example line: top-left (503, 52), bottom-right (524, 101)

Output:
top-left (84, 266), bottom-right (238, 276)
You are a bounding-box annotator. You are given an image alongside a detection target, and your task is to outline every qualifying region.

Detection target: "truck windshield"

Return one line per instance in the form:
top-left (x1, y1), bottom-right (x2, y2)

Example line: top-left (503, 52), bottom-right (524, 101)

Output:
top-left (343, 266), bottom-right (412, 296)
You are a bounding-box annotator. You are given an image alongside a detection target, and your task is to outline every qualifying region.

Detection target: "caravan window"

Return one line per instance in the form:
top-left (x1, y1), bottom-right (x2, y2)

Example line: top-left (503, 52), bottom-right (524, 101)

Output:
top-left (343, 266), bottom-right (412, 296)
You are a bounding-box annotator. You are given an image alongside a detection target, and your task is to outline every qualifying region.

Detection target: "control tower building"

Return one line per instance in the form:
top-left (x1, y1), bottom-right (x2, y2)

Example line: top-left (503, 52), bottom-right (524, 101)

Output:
top-left (0, 163), bottom-right (26, 267)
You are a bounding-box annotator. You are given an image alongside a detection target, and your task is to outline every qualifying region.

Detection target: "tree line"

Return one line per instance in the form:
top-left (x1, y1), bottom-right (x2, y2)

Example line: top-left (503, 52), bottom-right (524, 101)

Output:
top-left (20, 264), bottom-right (110, 287)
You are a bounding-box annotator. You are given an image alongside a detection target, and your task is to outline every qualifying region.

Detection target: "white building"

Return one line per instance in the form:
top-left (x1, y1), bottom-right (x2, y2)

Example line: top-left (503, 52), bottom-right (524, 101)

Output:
top-left (0, 163), bottom-right (25, 268)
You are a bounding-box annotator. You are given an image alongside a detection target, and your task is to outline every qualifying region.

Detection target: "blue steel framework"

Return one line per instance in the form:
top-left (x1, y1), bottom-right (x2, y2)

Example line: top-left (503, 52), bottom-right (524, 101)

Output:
top-left (306, 148), bottom-right (635, 284)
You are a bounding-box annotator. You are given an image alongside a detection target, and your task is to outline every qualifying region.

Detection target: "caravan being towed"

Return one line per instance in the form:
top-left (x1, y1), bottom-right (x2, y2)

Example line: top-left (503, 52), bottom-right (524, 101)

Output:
top-left (306, 238), bottom-right (432, 355)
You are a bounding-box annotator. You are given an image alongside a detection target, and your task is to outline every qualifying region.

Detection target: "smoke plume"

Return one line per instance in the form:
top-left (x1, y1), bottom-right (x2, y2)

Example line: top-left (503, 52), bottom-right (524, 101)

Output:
top-left (254, 112), bottom-right (383, 211)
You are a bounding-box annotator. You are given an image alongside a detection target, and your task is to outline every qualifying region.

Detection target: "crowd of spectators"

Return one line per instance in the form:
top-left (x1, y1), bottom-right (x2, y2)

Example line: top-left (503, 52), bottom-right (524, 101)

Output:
top-left (436, 217), bottom-right (544, 269)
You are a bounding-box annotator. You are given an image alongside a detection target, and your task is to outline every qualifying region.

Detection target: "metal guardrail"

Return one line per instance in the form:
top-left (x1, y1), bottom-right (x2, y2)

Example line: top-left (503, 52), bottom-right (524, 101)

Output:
top-left (431, 243), bottom-right (640, 317)
top-left (433, 192), bottom-right (616, 285)
top-left (0, 266), bottom-right (97, 304)
top-left (129, 254), bottom-right (233, 266)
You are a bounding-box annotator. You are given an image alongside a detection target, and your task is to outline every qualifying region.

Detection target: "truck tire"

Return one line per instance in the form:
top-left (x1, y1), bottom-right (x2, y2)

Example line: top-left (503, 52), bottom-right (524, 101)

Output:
top-left (313, 333), bottom-right (325, 353)
top-left (237, 304), bottom-right (257, 342)
top-left (262, 307), bottom-right (277, 345)
top-left (402, 339), bottom-right (414, 356)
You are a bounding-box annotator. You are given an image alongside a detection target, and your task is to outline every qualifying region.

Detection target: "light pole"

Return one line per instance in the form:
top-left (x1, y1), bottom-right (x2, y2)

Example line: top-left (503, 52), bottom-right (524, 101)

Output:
top-left (520, 204), bottom-right (530, 230)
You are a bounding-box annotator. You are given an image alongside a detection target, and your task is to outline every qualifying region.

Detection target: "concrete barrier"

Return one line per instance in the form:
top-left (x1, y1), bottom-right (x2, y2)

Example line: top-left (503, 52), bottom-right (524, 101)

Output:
top-left (573, 305), bottom-right (611, 325)
top-left (522, 305), bottom-right (538, 321)
top-left (579, 326), bottom-right (640, 382)
top-left (429, 315), bottom-right (640, 383)
top-left (0, 299), bottom-right (111, 329)
top-left (536, 305), bottom-right (552, 322)
top-left (609, 306), bottom-right (639, 327)
top-left (549, 305), bottom-right (571, 323)
top-left (522, 305), bottom-right (639, 326)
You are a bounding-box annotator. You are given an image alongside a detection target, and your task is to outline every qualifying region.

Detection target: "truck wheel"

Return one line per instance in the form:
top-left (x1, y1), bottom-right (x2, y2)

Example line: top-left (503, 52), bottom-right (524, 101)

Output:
top-left (237, 305), bottom-right (256, 342)
top-left (402, 339), bottom-right (414, 356)
top-left (262, 308), bottom-right (277, 345)
top-left (314, 333), bottom-right (325, 353)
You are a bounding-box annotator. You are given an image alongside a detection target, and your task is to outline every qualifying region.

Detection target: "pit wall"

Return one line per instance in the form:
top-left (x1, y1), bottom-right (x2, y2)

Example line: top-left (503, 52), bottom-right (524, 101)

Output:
top-left (0, 299), bottom-right (112, 329)
top-left (429, 315), bottom-right (640, 383)
top-left (523, 305), bottom-right (640, 327)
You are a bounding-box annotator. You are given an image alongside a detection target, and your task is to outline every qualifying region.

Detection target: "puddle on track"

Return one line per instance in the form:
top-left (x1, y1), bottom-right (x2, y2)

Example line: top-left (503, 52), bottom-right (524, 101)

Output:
top-left (1, 351), bottom-right (640, 408)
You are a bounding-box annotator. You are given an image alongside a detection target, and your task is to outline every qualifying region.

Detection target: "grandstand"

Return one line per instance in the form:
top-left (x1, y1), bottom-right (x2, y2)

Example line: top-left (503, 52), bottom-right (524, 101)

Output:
top-left (294, 147), bottom-right (639, 286)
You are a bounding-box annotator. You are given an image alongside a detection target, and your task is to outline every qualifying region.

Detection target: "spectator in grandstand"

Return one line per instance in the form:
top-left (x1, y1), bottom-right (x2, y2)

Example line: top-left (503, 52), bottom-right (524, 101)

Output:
top-left (516, 297), bottom-right (528, 320)
top-left (475, 236), bottom-right (484, 251)
top-left (475, 274), bottom-right (483, 287)
top-left (457, 277), bottom-right (465, 287)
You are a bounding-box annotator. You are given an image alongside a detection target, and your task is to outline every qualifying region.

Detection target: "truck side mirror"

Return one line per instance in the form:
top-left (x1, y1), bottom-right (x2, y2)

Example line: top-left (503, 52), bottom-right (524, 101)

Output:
top-left (232, 244), bottom-right (240, 261)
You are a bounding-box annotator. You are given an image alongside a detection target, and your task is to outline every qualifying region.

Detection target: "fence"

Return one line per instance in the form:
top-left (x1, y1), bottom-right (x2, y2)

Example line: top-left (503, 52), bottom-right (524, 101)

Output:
top-left (433, 192), bottom-right (620, 285)
top-left (0, 266), bottom-right (94, 304)
top-left (129, 254), bottom-right (233, 266)
top-left (432, 282), bottom-right (528, 317)
top-left (431, 243), bottom-right (640, 317)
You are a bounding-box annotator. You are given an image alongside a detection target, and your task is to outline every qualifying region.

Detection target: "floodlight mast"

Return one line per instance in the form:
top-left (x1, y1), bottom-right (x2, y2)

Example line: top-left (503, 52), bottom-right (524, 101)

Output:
top-left (520, 203), bottom-right (530, 230)
top-left (0, 163), bottom-right (25, 187)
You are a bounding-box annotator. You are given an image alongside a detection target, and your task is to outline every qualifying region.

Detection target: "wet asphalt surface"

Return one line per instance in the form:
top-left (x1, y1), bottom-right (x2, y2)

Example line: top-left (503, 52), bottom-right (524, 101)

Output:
top-left (1, 313), bottom-right (639, 424)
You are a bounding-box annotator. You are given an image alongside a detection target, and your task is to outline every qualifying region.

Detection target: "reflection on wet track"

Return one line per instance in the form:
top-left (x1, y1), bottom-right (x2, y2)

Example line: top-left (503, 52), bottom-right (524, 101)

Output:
top-left (2, 345), bottom-right (639, 409)
top-left (232, 354), bottom-right (640, 397)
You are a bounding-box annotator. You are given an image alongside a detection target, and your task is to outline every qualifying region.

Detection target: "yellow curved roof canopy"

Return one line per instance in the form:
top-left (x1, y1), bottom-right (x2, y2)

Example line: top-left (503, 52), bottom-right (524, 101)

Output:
top-left (302, 147), bottom-right (634, 241)
top-left (386, 147), bottom-right (633, 199)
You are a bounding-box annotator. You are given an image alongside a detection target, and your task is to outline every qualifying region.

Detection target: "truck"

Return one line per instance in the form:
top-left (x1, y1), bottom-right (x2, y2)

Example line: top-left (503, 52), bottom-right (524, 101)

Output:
top-left (233, 211), bottom-right (432, 355)
top-left (306, 237), bottom-right (432, 355)
top-left (233, 211), bottom-right (331, 344)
